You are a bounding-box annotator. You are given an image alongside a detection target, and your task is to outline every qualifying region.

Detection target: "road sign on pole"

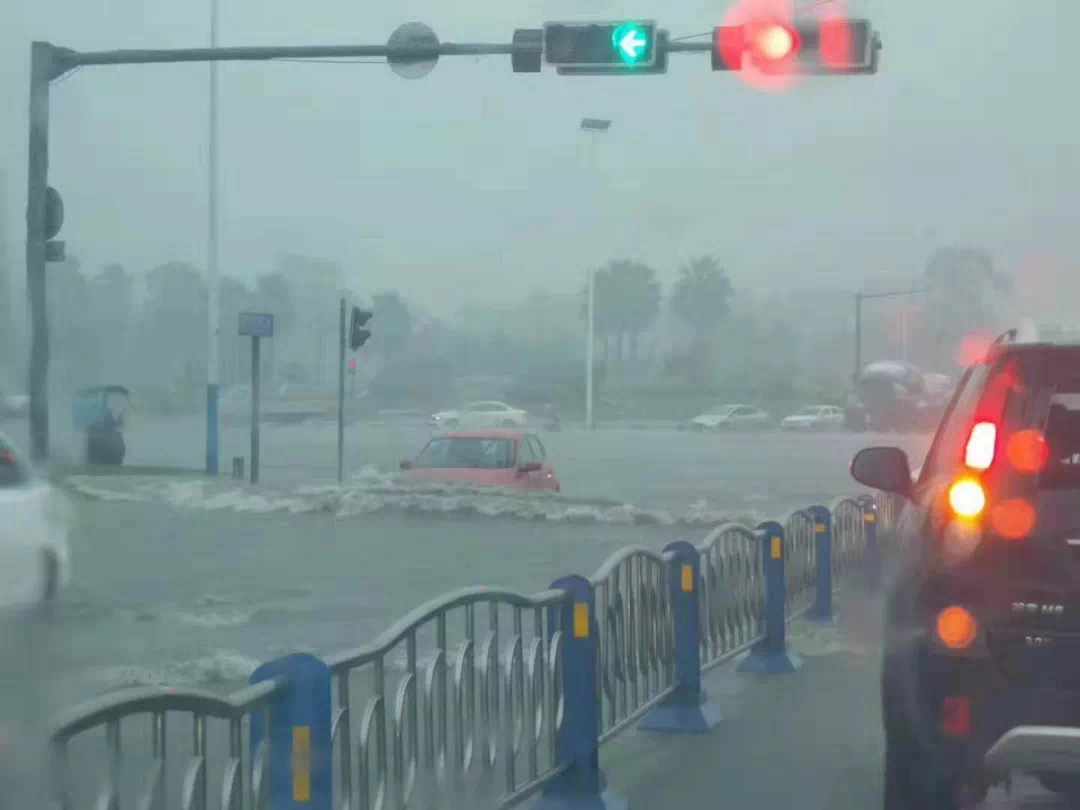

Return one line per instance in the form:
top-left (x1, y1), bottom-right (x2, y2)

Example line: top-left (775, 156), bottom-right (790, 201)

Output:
top-left (238, 312), bottom-right (274, 338)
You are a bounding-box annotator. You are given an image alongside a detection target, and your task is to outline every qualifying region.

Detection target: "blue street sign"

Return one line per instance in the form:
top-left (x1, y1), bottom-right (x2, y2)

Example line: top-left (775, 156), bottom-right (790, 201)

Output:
top-left (238, 312), bottom-right (274, 338)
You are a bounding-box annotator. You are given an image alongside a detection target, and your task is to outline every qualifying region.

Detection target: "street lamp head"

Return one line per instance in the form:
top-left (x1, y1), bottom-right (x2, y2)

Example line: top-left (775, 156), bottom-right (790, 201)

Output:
top-left (580, 118), bottom-right (611, 132)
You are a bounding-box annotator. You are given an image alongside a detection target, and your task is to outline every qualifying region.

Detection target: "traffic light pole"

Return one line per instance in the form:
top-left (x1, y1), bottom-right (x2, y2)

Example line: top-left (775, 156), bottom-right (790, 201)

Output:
top-left (25, 43), bottom-right (53, 461)
top-left (24, 25), bottom-right (879, 459)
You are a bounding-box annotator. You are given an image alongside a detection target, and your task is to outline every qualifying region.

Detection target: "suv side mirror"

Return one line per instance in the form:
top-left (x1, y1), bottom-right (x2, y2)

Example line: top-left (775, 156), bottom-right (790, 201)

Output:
top-left (851, 446), bottom-right (913, 498)
top-left (399, 459), bottom-right (413, 470)
top-left (518, 461), bottom-right (542, 473)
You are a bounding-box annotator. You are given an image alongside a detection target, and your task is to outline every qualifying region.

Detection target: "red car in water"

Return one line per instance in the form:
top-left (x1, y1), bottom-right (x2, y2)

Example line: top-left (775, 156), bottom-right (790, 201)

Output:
top-left (400, 430), bottom-right (561, 492)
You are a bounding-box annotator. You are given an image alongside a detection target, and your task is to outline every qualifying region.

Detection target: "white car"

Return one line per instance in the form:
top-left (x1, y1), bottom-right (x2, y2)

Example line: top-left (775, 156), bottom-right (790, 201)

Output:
top-left (0, 432), bottom-right (70, 608)
top-left (685, 404), bottom-right (770, 431)
top-left (780, 405), bottom-right (846, 432)
top-left (429, 401), bottom-right (529, 430)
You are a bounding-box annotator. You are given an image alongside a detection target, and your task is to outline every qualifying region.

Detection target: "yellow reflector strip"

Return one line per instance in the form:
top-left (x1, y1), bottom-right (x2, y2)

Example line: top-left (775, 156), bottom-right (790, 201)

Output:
top-left (814, 523), bottom-right (826, 533)
top-left (864, 513), bottom-right (875, 522)
top-left (573, 603), bottom-right (589, 638)
top-left (770, 537), bottom-right (782, 559)
top-left (681, 564), bottom-right (693, 592)
top-left (292, 725), bottom-right (311, 802)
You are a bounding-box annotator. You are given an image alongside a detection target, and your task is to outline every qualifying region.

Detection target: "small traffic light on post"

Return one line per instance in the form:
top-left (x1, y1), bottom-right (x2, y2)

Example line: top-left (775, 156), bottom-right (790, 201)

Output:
top-left (350, 307), bottom-right (373, 351)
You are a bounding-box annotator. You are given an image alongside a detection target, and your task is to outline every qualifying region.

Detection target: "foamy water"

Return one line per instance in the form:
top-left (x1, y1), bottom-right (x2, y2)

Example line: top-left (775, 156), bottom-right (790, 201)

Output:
top-left (63, 467), bottom-right (760, 527)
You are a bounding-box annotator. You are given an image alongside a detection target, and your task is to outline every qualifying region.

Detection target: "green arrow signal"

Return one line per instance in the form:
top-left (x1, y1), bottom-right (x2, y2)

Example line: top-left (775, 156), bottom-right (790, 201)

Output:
top-left (612, 23), bottom-right (649, 63)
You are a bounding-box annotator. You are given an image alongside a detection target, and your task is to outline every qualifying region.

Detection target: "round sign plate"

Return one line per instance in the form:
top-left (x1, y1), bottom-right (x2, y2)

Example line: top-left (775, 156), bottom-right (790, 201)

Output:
top-left (44, 186), bottom-right (64, 241)
top-left (387, 22), bottom-right (439, 80)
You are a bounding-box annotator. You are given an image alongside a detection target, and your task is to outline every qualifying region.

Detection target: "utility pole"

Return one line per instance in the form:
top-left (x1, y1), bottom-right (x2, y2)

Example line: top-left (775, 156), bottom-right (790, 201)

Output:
top-left (853, 292), bottom-right (862, 385)
top-left (337, 297), bottom-right (345, 484)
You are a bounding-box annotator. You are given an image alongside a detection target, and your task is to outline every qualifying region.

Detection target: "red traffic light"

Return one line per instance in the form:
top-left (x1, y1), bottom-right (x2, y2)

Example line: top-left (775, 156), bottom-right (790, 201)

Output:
top-left (348, 359), bottom-right (356, 370)
top-left (712, 20), bottom-right (799, 71)
top-left (748, 21), bottom-right (799, 65)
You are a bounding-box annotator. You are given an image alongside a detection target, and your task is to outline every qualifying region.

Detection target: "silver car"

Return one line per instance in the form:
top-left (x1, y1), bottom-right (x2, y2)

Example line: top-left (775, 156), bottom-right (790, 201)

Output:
top-left (780, 405), bottom-right (846, 432)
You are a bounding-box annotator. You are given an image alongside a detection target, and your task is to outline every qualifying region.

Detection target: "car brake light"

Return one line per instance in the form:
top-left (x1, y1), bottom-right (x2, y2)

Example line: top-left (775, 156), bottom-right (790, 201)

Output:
top-left (948, 478), bottom-right (986, 518)
top-left (936, 606), bottom-right (978, 650)
top-left (964, 421), bottom-right (997, 470)
top-left (941, 695), bottom-right (971, 737)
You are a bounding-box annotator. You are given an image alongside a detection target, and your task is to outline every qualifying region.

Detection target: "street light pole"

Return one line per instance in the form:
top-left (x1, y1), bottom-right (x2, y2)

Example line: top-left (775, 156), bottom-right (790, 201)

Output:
top-left (205, 0), bottom-right (221, 475)
top-left (853, 287), bottom-right (929, 383)
top-left (580, 118), bottom-right (610, 431)
top-left (586, 266), bottom-right (594, 430)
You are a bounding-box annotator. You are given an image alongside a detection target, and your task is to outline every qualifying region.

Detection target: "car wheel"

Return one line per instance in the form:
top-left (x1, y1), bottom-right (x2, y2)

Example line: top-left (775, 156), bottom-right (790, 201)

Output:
top-left (882, 652), bottom-right (970, 810)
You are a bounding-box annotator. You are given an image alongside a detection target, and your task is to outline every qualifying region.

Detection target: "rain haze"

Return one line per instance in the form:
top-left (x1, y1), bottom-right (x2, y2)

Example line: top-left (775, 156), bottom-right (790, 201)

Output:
top-left (2, 1), bottom-right (1080, 808)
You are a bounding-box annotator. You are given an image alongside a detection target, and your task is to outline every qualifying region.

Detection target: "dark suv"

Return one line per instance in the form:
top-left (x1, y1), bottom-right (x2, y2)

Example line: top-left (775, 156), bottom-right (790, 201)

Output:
top-left (852, 333), bottom-right (1080, 809)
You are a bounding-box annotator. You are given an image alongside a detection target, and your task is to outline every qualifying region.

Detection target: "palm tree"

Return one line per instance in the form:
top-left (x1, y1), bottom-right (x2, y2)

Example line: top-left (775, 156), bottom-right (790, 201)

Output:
top-left (671, 255), bottom-right (734, 345)
top-left (581, 259), bottom-right (662, 362)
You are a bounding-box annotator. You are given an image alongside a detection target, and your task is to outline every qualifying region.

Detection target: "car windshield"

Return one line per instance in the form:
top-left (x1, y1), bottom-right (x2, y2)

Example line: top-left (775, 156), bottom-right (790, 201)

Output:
top-left (414, 438), bottom-right (515, 470)
top-left (795, 407), bottom-right (820, 416)
top-left (709, 405), bottom-right (738, 415)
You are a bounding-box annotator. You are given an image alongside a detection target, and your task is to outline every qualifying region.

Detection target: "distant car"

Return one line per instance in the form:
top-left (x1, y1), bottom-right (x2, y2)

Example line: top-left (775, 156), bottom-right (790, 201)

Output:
top-left (429, 401), bottom-right (528, 430)
top-left (780, 405), bottom-right (846, 432)
top-left (0, 392), bottom-right (29, 419)
top-left (401, 430), bottom-right (559, 491)
top-left (684, 404), bottom-right (770, 431)
top-left (0, 432), bottom-right (70, 608)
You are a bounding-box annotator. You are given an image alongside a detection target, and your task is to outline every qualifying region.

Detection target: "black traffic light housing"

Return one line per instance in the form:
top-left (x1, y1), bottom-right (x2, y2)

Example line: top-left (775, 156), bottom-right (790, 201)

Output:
top-left (350, 307), bottom-right (373, 351)
top-left (543, 21), bottom-right (657, 69)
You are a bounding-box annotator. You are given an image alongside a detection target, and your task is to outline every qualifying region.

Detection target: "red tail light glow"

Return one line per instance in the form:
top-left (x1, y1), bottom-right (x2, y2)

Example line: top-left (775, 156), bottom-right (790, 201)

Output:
top-left (964, 421), bottom-right (997, 470)
top-left (937, 606), bottom-right (978, 650)
top-left (941, 695), bottom-right (971, 737)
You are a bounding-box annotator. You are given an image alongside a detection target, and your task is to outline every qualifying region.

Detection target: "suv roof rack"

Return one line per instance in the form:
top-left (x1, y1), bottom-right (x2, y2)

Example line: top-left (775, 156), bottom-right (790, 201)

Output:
top-left (992, 328), bottom-right (1018, 346)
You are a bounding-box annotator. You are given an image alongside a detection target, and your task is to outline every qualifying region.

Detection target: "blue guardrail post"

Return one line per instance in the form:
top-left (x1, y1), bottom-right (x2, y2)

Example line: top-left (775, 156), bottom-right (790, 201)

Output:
top-left (805, 505), bottom-right (834, 623)
top-left (640, 540), bottom-right (722, 733)
top-left (534, 574), bottom-right (628, 810)
top-left (860, 494), bottom-right (881, 589)
top-left (249, 653), bottom-right (333, 810)
top-left (738, 521), bottom-right (802, 675)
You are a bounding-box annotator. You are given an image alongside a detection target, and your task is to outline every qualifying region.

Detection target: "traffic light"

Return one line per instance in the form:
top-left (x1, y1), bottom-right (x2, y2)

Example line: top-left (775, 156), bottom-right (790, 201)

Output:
top-left (543, 21), bottom-right (657, 69)
top-left (350, 307), bottom-right (373, 351)
top-left (712, 18), bottom-right (878, 74)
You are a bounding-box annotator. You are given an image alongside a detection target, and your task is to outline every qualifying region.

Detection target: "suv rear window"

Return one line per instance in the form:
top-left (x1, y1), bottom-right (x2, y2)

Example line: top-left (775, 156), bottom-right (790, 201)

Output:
top-left (1040, 380), bottom-right (1080, 489)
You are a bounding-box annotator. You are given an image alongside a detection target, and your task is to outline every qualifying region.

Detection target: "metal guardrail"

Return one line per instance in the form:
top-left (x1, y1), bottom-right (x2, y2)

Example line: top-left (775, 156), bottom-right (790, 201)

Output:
top-left (50, 680), bottom-right (279, 810)
top-left (323, 586), bottom-right (570, 810)
top-left (48, 491), bottom-right (899, 810)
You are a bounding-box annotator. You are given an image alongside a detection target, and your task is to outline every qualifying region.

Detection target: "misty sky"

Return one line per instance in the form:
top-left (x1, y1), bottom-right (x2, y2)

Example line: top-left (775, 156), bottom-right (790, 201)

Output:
top-left (2, 0), bottom-right (1077, 317)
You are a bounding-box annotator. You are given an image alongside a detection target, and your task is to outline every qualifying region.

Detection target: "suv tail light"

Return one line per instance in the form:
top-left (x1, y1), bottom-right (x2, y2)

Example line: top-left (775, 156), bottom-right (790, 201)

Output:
top-left (964, 421), bottom-right (997, 470)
